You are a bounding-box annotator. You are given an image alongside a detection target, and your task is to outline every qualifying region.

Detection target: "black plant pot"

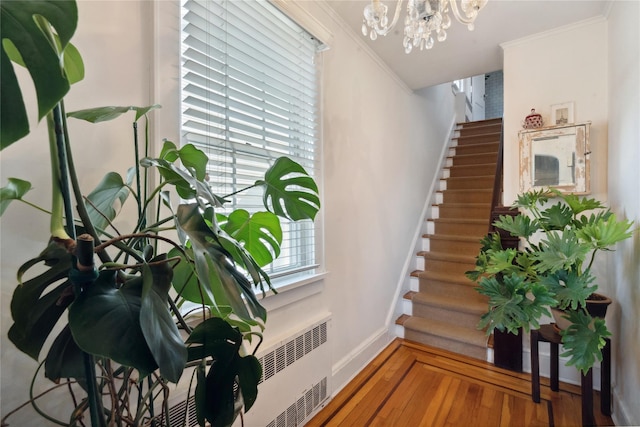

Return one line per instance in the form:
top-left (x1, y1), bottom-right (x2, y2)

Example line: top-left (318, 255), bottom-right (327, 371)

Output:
top-left (585, 292), bottom-right (612, 319)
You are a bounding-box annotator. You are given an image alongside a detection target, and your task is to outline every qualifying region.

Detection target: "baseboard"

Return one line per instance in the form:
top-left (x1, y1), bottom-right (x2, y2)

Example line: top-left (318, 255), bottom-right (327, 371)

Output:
top-left (611, 386), bottom-right (634, 426)
top-left (330, 327), bottom-right (392, 397)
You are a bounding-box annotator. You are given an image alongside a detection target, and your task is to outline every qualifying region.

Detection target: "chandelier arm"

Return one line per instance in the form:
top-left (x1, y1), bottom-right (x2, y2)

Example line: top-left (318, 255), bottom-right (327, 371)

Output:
top-left (447, 0), bottom-right (478, 25)
top-left (375, 0), bottom-right (404, 35)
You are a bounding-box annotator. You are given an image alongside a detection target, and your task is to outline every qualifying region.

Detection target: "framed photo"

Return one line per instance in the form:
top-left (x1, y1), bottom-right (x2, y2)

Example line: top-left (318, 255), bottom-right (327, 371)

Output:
top-left (551, 102), bottom-right (574, 126)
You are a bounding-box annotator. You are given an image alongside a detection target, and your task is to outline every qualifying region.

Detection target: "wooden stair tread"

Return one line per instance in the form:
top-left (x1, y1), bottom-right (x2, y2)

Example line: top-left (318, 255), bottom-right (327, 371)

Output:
top-left (417, 251), bottom-right (476, 263)
top-left (403, 316), bottom-right (488, 348)
top-left (456, 118), bottom-right (502, 127)
top-left (395, 314), bottom-right (410, 325)
top-left (431, 202), bottom-right (491, 207)
top-left (437, 189), bottom-right (492, 195)
top-left (452, 131), bottom-right (501, 140)
top-left (445, 162), bottom-right (497, 169)
top-left (411, 269), bottom-right (477, 285)
top-left (429, 217), bottom-right (487, 224)
top-left (423, 233), bottom-right (484, 242)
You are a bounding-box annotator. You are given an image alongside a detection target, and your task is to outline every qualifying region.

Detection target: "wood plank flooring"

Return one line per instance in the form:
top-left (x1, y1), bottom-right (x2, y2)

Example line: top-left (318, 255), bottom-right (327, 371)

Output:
top-left (307, 339), bottom-right (613, 427)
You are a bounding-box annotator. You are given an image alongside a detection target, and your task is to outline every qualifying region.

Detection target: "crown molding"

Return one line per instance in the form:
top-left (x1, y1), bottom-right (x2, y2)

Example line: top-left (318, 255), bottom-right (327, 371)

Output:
top-left (500, 15), bottom-right (607, 50)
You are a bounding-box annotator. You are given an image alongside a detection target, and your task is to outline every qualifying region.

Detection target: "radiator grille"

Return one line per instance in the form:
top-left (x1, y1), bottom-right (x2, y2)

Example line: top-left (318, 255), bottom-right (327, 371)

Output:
top-left (258, 321), bottom-right (327, 384)
top-left (265, 377), bottom-right (328, 427)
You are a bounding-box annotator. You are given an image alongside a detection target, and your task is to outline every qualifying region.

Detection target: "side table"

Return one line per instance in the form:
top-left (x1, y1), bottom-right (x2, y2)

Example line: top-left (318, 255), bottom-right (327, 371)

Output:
top-left (530, 324), bottom-right (611, 427)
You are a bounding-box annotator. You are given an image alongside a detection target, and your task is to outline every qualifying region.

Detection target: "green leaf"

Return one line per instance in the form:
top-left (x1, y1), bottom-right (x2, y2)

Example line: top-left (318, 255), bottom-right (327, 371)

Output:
top-left (61, 41), bottom-right (84, 84)
top-left (540, 202), bottom-right (573, 230)
top-left (476, 273), bottom-right (555, 334)
top-left (187, 317), bottom-right (241, 362)
top-left (8, 243), bottom-right (73, 360)
top-left (84, 172), bottom-right (131, 233)
top-left (1, 1), bottom-right (78, 148)
top-left (533, 229), bottom-right (591, 273)
top-left (69, 270), bottom-right (158, 378)
top-left (562, 194), bottom-right (604, 215)
top-left (139, 259), bottom-right (187, 383)
top-left (538, 270), bottom-right (596, 310)
top-left (0, 177), bottom-right (32, 216)
top-left (256, 157), bottom-right (320, 221)
top-left (175, 203), bottom-right (267, 324)
top-left (220, 210), bottom-right (282, 267)
top-left (178, 144), bottom-right (209, 181)
top-left (576, 215), bottom-right (634, 250)
top-left (67, 104), bottom-right (161, 123)
top-left (560, 310), bottom-right (611, 374)
top-left (188, 318), bottom-right (260, 424)
top-left (513, 189), bottom-right (552, 209)
top-left (44, 326), bottom-right (87, 387)
top-left (494, 214), bottom-right (539, 239)
top-left (170, 247), bottom-right (215, 306)
top-left (236, 355), bottom-right (261, 412)
top-left (142, 157), bottom-right (226, 207)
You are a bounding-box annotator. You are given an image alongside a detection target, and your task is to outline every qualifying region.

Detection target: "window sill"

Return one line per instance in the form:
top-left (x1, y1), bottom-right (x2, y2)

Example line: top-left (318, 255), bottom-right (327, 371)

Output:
top-left (258, 271), bottom-right (327, 312)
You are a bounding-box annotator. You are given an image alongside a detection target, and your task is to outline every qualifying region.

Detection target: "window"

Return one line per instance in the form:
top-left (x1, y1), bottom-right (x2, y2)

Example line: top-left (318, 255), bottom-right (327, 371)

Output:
top-left (180, 0), bottom-right (322, 283)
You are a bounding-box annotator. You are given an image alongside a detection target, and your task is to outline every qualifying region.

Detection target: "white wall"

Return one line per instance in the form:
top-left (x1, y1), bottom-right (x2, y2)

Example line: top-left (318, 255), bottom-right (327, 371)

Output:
top-left (607, 1), bottom-right (640, 425)
top-left (0, 0), bottom-right (450, 423)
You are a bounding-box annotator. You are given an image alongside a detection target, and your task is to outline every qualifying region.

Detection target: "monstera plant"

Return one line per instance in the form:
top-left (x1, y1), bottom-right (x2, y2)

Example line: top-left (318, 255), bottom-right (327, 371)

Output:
top-left (0, 2), bottom-right (319, 426)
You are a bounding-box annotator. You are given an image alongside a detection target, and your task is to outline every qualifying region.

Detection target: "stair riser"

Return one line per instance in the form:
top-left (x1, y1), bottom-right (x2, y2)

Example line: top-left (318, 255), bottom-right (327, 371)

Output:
top-left (440, 190), bottom-right (492, 204)
top-left (447, 165), bottom-right (496, 178)
top-left (411, 302), bottom-right (482, 330)
top-left (418, 279), bottom-right (486, 303)
top-left (452, 143), bottom-right (499, 156)
top-left (427, 239), bottom-right (483, 256)
top-left (404, 329), bottom-right (487, 360)
top-left (431, 221), bottom-right (487, 236)
top-left (452, 153), bottom-right (498, 166)
top-left (436, 205), bottom-right (491, 220)
top-left (423, 258), bottom-right (477, 275)
top-left (455, 134), bottom-right (501, 145)
top-left (445, 177), bottom-right (494, 190)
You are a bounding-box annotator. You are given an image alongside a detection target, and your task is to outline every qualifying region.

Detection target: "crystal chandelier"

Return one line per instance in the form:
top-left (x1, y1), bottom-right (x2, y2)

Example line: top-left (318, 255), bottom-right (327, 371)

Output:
top-left (362, 0), bottom-right (488, 53)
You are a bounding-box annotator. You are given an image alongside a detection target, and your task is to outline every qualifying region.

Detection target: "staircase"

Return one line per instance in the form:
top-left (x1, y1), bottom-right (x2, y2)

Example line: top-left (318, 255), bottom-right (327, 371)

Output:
top-left (397, 118), bottom-right (503, 360)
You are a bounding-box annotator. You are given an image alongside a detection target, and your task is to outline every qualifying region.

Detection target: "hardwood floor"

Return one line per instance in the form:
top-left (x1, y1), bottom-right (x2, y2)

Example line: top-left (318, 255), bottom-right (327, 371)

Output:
top-left (307, 339), bottom-right (613, 427)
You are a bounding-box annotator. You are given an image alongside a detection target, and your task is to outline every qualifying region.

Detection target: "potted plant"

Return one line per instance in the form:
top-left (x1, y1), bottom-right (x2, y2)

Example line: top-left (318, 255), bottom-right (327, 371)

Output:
top-left (1, 2), bottom-right (320, 426)
top-left (466, 189), bottom-right (634, 374)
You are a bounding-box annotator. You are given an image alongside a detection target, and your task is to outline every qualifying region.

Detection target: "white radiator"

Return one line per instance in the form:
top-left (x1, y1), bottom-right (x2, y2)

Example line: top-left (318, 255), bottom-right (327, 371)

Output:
top-left (242, 315), bottom-right (332, 427)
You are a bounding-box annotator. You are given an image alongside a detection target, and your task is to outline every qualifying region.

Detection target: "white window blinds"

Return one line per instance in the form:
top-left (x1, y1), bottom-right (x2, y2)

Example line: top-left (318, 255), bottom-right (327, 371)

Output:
top-left (181, 0), bottom-right (322, 280)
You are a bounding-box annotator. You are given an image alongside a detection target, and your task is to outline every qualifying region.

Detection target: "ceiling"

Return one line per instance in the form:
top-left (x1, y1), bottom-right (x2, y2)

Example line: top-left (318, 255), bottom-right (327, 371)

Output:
top-left (325, 0), bottom-right (610, 90)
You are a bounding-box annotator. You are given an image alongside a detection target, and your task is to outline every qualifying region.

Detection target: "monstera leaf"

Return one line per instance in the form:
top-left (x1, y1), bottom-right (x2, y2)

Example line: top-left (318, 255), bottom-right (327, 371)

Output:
top-left (67, 104), bottom-right (161, 123)
top-left (0, 1), bottom-right (78, 148)
top-left (257, 157), bottom-right (320, 221)
top-left (188, 318), bottom-right (262, 427)
top-left (139, 258), bottom-right (187, 383)
top-left (8, 242), bottom-right (73, 360)
top-left (218, 210), bottom-right (282, 267)
top-left (0, 178), bottom-right (32, 216)
top-left (84, 171), bottom-right (133, 233)
top-left (175, 203), bottom-right (267, 325)
top-left (69, 261), bottom-right (187, 383)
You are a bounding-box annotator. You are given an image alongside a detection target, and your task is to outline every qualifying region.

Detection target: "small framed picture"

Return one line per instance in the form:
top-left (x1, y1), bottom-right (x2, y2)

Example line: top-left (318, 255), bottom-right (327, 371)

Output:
top-left (551, 102), bottom-right (574, 126)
